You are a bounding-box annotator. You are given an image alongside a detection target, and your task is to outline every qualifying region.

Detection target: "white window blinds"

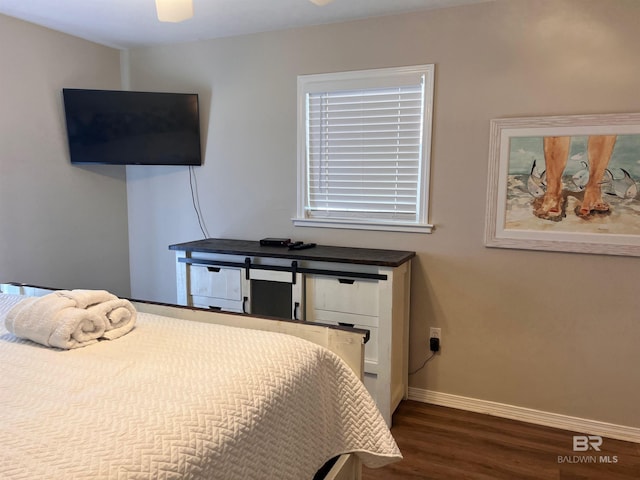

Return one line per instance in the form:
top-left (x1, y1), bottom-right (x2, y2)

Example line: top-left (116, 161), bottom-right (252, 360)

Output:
top-left (307, 84), bottom-right (424, 221)
top-left (296, 65), bottom-right (434, 232)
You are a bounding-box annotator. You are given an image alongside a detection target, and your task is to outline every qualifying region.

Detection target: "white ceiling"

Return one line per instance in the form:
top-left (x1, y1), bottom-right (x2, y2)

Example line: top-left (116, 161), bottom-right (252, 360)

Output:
top-left (0, 0), bottom-right (492, 49)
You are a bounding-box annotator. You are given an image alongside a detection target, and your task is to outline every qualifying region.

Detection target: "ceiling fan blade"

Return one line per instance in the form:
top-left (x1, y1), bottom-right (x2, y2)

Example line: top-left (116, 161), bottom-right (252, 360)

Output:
top-left (309, 0), bottom-right (335, 5)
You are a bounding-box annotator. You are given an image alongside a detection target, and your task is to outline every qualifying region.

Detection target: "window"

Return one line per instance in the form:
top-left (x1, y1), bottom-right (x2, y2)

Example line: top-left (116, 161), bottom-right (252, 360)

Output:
top-left (294, 65), bottom-right (434, 233)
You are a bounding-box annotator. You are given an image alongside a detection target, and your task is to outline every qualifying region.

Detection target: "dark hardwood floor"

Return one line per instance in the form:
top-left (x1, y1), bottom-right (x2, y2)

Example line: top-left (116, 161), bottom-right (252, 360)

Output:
top-left (363, 401), bottom-right (640, 480)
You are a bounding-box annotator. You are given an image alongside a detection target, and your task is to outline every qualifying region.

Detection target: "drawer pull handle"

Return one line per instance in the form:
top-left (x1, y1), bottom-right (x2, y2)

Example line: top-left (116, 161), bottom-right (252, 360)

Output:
top-left (338, 278), bottom-right (355, 285)
top-left (206, 267), bottom-right (221, 273)
top-left (338, 322), bottom-right (355, 328)
top-left (208, 305), bottom-right (222, 311)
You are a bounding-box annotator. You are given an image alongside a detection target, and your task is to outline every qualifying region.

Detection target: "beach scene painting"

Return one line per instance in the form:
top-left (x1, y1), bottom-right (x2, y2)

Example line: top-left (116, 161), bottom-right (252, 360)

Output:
top-left (507, 134), bottom-right (640, 234)
top-left (485, 114), bottom-right (640, 256)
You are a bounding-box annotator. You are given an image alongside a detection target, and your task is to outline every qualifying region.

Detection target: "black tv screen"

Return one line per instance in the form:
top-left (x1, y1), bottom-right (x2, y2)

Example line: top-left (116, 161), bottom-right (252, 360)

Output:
top-left (62, 89), bottom-right (202, 166)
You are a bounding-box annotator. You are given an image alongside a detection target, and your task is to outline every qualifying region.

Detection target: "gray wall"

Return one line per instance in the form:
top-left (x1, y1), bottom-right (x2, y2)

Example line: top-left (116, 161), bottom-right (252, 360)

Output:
top-left (0, 15), bottom-right (131, 296)
top-left (127, 0), bottom-right (640, 427)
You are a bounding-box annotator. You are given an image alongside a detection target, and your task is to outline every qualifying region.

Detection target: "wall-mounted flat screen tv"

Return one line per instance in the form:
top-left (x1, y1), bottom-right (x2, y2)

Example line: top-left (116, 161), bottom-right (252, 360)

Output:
top-left (62, 88), bottom-right (202, 166)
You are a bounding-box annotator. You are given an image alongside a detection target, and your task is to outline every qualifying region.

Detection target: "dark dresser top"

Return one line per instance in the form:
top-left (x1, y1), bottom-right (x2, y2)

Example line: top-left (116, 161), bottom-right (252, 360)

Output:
top-left (169, 238), bottom-right (415, 267)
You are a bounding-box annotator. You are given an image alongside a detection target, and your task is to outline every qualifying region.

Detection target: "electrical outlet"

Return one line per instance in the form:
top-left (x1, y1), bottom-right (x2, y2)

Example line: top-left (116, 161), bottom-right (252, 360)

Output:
top-left (429, 327), bottom-right (441, 340)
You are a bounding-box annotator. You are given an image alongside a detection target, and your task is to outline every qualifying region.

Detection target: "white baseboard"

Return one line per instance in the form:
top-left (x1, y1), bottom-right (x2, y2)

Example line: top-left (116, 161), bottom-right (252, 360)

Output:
top-left (408, 387), bottom-right (640, 444)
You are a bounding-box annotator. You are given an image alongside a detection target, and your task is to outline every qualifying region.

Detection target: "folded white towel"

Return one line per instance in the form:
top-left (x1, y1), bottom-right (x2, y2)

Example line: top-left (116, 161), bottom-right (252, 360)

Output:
top-left (55, 289), bottom-right (117, 309)
top-left (88, 298), bottom-right (137, 340)
top-left (5, 294), bottom-right (106, 349)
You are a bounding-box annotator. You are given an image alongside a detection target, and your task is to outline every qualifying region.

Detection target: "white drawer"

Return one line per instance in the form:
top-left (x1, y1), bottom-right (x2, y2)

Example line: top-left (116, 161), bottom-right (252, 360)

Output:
top-left (189, 265), bottom-right (242, 301)
top-left (307, 308), bottom-right (378, 328)
top-left (306, 275), bottom-right (379, 317)
top-left (190, 295), bottom-right (244, 313)
top-left (308, 315), bottom-right (378, 368)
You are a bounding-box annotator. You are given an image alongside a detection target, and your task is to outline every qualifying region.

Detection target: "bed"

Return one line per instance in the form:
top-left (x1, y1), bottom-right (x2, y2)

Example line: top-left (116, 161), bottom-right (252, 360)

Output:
top-left (0, 284), bottom-right (401, 480)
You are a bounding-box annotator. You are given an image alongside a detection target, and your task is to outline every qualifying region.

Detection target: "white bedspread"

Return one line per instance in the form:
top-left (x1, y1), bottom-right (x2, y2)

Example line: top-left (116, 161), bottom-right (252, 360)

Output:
top-left (0, 294), bottom-right (400, 479)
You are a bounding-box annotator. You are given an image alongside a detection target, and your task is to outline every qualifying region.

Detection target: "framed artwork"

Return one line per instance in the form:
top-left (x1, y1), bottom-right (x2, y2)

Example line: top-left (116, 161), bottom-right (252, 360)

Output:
top-left (485, 113), bottom-right (640, 256)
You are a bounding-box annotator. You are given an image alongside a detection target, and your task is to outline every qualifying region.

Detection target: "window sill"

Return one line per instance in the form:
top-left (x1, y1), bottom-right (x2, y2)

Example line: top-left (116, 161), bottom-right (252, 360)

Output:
top-left (292, 217), bottom-right (434, 234)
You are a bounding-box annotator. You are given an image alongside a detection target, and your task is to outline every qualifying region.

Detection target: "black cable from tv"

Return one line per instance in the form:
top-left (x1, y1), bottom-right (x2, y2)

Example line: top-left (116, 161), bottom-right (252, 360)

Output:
top-left (189, 165), bottom-right (209, 239)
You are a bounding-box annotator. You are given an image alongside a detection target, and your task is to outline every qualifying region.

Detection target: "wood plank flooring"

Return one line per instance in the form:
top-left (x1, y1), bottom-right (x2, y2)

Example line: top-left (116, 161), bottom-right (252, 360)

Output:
top-left (363, 400), bottom-right (640, 480)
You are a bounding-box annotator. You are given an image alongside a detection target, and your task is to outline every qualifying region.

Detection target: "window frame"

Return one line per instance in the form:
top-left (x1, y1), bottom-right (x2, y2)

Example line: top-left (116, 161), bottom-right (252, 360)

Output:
top-left (293, 64), bottom-right (435, 233)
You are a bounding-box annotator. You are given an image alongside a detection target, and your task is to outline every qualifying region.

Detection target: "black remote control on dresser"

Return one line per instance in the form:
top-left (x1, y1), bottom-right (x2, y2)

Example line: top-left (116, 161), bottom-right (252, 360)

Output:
top-left (288, 242), bottom-right (317, 250)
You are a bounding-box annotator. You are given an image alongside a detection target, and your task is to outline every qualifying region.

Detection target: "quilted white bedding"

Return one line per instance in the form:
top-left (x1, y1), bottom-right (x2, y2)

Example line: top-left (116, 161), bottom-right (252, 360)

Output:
top-left (0, 294), bottom-right (400, 479)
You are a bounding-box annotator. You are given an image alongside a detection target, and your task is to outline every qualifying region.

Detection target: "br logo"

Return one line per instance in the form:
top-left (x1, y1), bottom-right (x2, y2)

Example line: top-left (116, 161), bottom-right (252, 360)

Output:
top-left (573, 435), bottom-right (603, 452)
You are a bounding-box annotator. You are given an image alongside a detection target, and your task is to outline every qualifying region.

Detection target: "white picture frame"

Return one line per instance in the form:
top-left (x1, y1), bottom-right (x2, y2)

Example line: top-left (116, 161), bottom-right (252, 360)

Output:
top-left (485, 113), bottom-right (640, 256)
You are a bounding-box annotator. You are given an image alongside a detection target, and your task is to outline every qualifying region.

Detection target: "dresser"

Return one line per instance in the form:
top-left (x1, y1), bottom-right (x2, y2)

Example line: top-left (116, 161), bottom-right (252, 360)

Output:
top-left (169, 238), bottom-right (414, 426)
